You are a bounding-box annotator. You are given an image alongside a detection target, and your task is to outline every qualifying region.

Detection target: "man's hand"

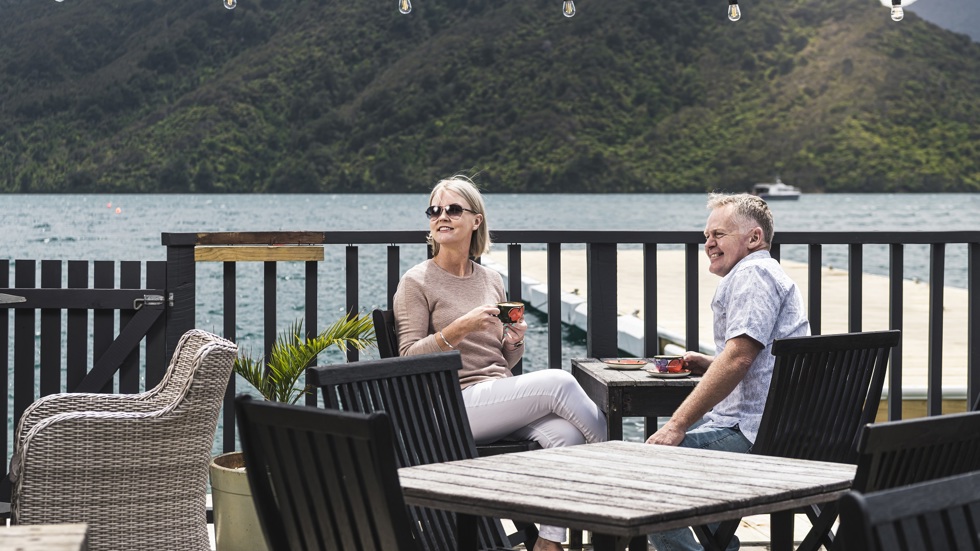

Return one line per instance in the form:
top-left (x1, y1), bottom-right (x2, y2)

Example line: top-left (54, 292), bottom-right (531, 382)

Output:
top-left (646, 420), bottom-right (686, 446)
top-left (681, 351), bottom-right (713, 375)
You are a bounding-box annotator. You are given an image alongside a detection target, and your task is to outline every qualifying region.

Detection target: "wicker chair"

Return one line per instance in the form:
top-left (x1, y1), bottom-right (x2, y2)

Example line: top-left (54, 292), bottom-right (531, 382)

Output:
top-left (9, 329), bottom-right (237, 551)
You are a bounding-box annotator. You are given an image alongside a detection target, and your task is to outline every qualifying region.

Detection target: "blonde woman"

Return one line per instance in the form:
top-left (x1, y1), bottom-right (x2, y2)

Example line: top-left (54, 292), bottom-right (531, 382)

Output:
top-left (393, 175), bottom-right (606, 551)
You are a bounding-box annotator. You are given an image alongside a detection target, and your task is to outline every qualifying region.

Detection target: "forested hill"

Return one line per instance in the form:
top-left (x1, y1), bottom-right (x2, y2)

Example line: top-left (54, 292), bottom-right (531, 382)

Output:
top-left (2, 0), bottom-right (979, 193)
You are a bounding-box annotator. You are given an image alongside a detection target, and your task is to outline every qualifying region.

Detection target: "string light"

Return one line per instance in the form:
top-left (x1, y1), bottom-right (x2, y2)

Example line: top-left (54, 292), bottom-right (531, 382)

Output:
top-left (727, 0), bottom-right (741, 21)
top-left (223, 0), bottom-right (236, 9)
top-left (890, 0), bottom-right (904, 21)
top-left (399, 0), bottom-right (412, 15)
top-left (562, 0), bottom-right (576, 17)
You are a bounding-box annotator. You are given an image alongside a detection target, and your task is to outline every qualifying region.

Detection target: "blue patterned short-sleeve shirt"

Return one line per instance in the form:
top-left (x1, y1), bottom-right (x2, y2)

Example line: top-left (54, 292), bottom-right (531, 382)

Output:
top-left (701, 250), bottom-right (810, 443)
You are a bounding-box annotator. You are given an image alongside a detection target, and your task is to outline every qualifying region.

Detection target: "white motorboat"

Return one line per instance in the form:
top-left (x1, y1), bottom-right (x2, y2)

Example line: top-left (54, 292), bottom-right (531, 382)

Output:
top-left (751, 178), bottom-right (801, 200)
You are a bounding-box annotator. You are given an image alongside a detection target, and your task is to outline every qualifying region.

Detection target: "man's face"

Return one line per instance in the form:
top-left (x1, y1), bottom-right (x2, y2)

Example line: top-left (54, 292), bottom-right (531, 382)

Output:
top-left (703, 205), bottom-right (761, 277)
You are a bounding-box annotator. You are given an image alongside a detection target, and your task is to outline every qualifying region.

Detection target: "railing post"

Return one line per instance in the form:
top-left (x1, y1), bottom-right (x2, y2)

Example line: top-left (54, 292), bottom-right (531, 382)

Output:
top-left (547, 243), bottom-right (562, 369)
top-left (685, 243), bottom-right (700, 353)
top-left (346, 245), bottom-right (359, 362)
top-left (508, 244), bottom-right (524, 374)
top-left (969, 242), bottom-right (979, 410)
top-left (587, 243), bottom-right (618, 358)
top-left (927, 243), bottom-right (945, 416)
top-left (223, 261), bottom-right (237, 452)
top-left (165, 243), bottom-right (196, 360)
top-left (386, 245), bottom-right (400, 307)
top-left (848, 244), bottom-right (863, 332)
top-left (305, 260), bottom-right (318, 407)
top-left (263, 261), bottom-right (277, 362)
top-left (643, 244), bottom-right (658, 357)
top-left (888, 244), bottom-right (905, 421)
top-left (808, 244), bottom-right (822, 336)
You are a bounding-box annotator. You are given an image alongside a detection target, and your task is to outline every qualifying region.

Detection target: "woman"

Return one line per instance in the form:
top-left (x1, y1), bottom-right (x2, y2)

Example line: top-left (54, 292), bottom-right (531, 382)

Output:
top-left (393, 175), bottom-right (607, 551)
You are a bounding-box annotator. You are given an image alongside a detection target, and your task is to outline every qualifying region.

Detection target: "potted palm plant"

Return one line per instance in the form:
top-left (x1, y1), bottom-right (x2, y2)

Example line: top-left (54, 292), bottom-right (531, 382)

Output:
top-left (210, 314), bottom-right (376, 551)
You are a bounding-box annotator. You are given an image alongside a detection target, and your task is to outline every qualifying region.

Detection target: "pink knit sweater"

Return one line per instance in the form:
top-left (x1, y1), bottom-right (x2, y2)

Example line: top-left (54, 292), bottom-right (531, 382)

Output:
top-left (392, 259), bottom-right (523, 388)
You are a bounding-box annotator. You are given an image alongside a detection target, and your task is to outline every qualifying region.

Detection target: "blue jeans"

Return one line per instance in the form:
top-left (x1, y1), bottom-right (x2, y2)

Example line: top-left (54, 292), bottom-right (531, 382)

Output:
top-left (647, 419), bottom-right (752, 551)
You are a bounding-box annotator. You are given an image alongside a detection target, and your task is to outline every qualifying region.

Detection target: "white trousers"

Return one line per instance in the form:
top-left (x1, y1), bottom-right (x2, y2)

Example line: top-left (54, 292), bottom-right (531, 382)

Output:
top-left (462, 369), bottom-right (608, 543)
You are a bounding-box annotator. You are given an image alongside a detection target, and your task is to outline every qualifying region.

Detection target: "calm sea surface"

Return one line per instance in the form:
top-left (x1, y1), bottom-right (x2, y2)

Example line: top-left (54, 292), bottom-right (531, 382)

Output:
top-left (3, 193), bottom-right (978, 443)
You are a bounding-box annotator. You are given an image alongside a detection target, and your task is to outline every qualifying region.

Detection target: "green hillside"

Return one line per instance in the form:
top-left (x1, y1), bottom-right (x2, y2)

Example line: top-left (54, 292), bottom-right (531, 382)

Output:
top-left (1, 0), bottom-right (979, 193)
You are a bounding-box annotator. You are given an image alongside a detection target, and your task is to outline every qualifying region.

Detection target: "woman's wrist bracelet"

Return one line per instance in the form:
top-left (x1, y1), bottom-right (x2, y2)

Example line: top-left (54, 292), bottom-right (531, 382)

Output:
top-left (438, 331), bottom-right (455, 350)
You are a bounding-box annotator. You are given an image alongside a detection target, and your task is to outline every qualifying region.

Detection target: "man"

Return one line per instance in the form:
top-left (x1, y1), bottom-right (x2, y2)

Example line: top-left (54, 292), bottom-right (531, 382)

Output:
top-left (647, 193), bottom-right (810, 551)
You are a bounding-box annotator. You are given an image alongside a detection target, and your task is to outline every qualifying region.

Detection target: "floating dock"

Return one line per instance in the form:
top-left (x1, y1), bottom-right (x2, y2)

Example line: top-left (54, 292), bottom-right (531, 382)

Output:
top-left (484, 249), bottom-right (971, 418)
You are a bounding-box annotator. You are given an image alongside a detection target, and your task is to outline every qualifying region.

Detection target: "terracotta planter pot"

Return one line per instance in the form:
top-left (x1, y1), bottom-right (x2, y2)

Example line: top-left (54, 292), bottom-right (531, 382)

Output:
top-left (210, 451), bottom-right (269, 551)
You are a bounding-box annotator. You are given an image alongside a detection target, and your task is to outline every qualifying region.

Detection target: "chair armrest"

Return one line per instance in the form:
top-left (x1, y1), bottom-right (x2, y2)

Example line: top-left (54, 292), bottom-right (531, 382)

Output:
top-left (15, 390), bottom-right (160, 447)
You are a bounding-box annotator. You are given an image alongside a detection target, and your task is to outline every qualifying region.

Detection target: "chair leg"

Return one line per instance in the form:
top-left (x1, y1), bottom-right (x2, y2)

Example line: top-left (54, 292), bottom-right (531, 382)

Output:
top-left (508, 521), bottom-right (539, 549)
top-left (797, 503), bottom-right (838, 551)
top-left (693, 519), bottom-right (739, 551)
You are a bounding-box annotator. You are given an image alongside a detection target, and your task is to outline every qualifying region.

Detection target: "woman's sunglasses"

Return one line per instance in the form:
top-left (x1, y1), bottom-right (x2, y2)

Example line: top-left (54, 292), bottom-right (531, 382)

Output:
top-left (425, 204), bottom-right (477, 220)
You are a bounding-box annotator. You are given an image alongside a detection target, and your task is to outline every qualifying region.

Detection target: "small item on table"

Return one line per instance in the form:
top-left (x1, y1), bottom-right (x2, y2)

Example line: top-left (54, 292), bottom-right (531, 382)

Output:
top-left (602, 358), bottom-right (647, 370)
top-left (651, 355), bottom-right (685, 373)
top-left (496, 301), bottom-right (525, 324)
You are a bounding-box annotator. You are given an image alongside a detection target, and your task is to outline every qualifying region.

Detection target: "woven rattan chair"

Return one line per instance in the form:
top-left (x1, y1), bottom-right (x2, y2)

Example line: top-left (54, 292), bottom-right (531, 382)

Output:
top-left (9, 329), bottom-right (237, 551)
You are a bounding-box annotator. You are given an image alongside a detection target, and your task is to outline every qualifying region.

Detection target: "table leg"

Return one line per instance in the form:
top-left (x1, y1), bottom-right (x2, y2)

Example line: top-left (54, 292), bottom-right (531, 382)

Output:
top-left (591, 533), bottom-right (639, 551)
top-left (628, 535), bottom-right (648, 550)
top-left (644, 416), bottom-right (657, 440)
top-left (770, 510), bottom-right (795, 551)
top-left (455, 513), bottom-right (479, 551)
top-left (608, 388), bottom-right (624, 441)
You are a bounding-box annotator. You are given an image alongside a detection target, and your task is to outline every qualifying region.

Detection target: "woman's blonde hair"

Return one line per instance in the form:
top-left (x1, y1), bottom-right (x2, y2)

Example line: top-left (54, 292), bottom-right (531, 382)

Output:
top-left (427, 175), bottom-right (491, 258)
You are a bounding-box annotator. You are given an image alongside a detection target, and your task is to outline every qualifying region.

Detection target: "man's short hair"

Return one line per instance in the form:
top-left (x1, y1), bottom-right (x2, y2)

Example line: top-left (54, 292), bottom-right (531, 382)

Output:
top-left (707, 193), bottom-right (775, 247)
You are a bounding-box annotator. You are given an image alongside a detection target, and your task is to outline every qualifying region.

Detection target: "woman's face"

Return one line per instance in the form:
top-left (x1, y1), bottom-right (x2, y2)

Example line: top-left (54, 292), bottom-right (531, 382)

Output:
top-left (428, 188), bottom-right (482, 254)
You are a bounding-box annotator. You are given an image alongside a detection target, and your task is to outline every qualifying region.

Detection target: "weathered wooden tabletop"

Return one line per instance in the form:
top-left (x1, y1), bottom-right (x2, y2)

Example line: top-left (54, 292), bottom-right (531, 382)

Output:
top-left (571, 358), bottom-right (701, 440)
top-left (399, 440), bottom-right (856, 551)
top-left (0, 524), bottom-right (89, 550)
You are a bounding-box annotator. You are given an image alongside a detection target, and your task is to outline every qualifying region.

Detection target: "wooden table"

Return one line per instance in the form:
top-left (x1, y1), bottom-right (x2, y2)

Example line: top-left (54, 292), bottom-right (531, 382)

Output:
top-left (0, 524), bottom-right (89, 550)
top-left (571, 358), bottom-right (700, 440)
top-left (399, 440), bottom-right (856, 551)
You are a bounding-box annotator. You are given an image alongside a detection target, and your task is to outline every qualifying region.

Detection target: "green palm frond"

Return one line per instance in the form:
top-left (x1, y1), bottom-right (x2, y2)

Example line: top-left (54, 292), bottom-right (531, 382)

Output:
top-left (234, 313), bottom-right (377, 404)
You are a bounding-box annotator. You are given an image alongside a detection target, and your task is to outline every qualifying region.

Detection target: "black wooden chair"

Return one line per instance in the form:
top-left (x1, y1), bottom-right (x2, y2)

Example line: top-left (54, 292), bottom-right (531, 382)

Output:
top-left (854, 408), bottom-right (980, 490)
top-left (694, 329), bottom-right (902, 551)
top-left (306, 352), bottom-right (534, 551)
top-left (837, 470), bottom-right (980, 551)
top-left (235, 395), bottom-right (419, 551)
top-left (371, 308), bottom-right (540, 458)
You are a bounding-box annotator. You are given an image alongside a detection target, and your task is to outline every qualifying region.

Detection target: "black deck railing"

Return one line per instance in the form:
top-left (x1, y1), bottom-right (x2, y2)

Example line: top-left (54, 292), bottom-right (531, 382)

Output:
top-left (160, 230), bottom-right (980, 453)
top-left (3, 230), bottom-right (977, 465)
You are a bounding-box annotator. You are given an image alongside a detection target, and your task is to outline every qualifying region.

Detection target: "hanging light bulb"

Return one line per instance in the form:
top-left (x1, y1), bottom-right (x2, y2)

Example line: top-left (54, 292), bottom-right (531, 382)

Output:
top-left (727, 0), bottom-right (741, 21)
top-left (890, 0), bottom-right (904, 21)
top-left (223, 0), bottom-right (236, 9)
top-left (399, 0), bottom-right (412, 14)
top-left (562, 0), bottom-right (576, 18)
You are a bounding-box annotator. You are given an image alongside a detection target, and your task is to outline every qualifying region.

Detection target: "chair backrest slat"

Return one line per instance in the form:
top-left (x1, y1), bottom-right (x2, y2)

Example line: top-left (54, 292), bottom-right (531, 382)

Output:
top-left (306, 352), bottom-right (511, 551)
top-left (753, 330), bottom-right (901, 464)
top-left (236, 395), bottom-right (418, 551)
top-left (838, 471), bottom-right (980, 551)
